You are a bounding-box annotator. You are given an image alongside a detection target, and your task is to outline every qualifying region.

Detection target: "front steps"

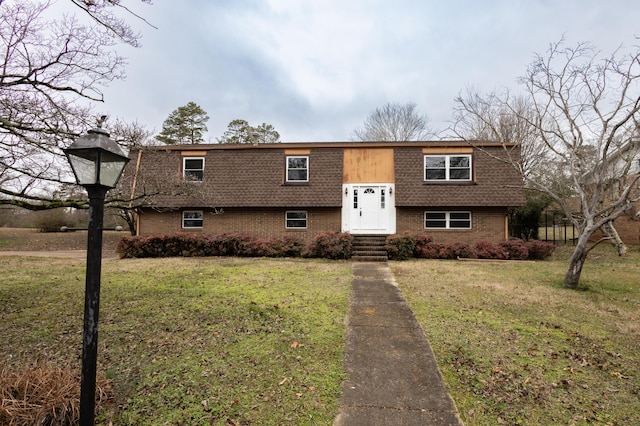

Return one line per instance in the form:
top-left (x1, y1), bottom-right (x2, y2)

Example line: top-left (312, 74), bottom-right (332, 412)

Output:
top-left (351, 235), bottom-right (388, 262)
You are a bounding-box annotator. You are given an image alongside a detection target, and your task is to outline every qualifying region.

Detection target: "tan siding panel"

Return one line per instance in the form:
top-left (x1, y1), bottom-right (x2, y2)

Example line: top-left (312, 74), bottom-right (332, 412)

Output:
top-left (181, 151), bottom-right (208, 156)
top-left (343, 148), bottom-right (394, 183)
top-left (284, 149), bottom-right (311, 155)
top-left (422, 147), bottom-right (473, 154)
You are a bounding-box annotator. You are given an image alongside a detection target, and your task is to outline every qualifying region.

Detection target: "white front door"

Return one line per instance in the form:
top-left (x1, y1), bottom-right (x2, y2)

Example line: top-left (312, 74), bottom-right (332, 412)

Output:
top-left (342, 184), bottom-right (395, 234)
top-left (360, 187), bottom-right (380, 229)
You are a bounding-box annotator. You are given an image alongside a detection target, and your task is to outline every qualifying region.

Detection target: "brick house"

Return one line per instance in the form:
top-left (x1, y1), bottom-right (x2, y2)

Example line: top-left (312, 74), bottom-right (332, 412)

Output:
top-left (122, 141), bottom-right (526, 245)
top-left (589, 138), bottom-right (640, 245)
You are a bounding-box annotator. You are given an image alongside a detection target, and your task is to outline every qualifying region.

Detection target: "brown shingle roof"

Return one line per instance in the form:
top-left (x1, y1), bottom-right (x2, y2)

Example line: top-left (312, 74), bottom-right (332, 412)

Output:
top-left (394, 145), bottom-right (526, 207)
top-left (125, 144), bottom-right (343, 208)
top-left (123, 141), bottom-right (525, 209)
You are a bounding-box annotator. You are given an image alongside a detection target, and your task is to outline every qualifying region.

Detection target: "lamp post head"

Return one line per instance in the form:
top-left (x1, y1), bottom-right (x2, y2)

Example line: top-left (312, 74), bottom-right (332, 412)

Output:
top-left (64, 127), bottom-right (130, 189)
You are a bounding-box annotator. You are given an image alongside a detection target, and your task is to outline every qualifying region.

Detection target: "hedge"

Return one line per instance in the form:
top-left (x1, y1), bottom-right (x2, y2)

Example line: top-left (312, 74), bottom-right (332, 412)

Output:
top-left (116, 232), bottom-right (350, 259)
top-left (386, 234), bottom-right (555, 261)
top-left (116, 232), bottom-right (555, 261)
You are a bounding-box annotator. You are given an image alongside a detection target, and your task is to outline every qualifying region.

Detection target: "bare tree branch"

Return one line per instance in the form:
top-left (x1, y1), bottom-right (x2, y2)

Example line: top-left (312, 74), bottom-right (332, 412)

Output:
top-left (0, 0), bottom-right (152, 210)
top-left (453, 38), bottom-right (640, 289)
top-left (352, 102), bottom-right (434, 141)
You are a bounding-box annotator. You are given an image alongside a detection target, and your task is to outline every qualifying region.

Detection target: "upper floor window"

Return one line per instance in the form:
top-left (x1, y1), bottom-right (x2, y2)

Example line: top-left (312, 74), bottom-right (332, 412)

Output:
top-left (287, 156), bottom-right (308, 182)
top-left (424, 154), bottom-right (471, 181)
top-left (183, 157), bottom-right (204, 181)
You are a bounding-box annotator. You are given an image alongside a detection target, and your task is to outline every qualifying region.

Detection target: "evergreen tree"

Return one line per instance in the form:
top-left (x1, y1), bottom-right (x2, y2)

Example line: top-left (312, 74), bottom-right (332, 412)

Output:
top-left (156, 102), bottom-right (209, 144)
top-left (218, 119), bottom-right (280, 144)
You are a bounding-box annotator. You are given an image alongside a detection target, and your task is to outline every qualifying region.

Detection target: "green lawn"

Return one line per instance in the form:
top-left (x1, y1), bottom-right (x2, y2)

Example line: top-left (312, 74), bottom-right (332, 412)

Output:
top-left (392, 246), bottom-right (640, 425)
top-left (2, 247), bottom-right (639, 425)
top-left (0, 256), bottom-right (351, 425)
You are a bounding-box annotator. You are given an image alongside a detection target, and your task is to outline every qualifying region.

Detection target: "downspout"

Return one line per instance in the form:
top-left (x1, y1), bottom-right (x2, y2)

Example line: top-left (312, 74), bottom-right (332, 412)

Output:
top-left (504, 214), bottom-right (509, 240)
top-left (129, 150), bottom-right (143, 236)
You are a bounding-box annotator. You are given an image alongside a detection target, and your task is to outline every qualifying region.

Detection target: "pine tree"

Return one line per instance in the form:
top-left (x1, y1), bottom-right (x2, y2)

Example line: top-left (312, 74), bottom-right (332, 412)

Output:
top-left (156, 102), bottom-right (209, 144)
top-left (218, 119), bottom-right (281, 144)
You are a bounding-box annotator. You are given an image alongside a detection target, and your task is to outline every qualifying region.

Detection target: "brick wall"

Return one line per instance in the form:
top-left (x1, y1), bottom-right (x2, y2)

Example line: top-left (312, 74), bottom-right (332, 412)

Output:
top-left (590, 212), bottom-right (640, 245)
top-left (138, 207), bottom-right (341, 244)
top-left (395, 207), bottom-right (508, 244)
top-left (138, 206), bottom-right (509, 245)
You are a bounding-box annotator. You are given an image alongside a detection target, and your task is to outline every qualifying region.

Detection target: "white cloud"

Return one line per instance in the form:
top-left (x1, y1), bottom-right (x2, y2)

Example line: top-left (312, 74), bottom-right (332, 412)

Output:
top-left (97, 0), bottom-right (640, 142)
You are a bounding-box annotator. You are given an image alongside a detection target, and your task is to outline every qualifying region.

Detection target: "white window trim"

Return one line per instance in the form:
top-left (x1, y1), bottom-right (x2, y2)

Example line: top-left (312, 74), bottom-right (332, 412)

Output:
top-left (285, 210), bottom-right (308, 229)
top-left (424, 154), bottom-right (472, 181)
top-left (286, 156), bottom-right (309, 182)
top-left (183, 157), bottom-right (205, 181)
top-left (424, 211), bottom-right (472, 230)
top-left (182, 210), bottom-right (204, 228)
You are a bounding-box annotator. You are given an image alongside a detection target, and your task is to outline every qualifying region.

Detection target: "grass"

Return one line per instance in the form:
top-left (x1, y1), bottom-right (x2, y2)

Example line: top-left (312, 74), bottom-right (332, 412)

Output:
top-left (0, 256), bottom-right (351, 425)
top-left (538, 225), bottom-right (578, 243)
top-left (2, 232), bottom-right (640, 425)
top-left (391, 245), bottom-right (640, 425)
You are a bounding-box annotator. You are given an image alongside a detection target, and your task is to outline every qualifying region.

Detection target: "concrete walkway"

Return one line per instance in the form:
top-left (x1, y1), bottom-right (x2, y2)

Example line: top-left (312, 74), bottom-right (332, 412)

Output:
top-left (334, 263), bottom-right (463, 426)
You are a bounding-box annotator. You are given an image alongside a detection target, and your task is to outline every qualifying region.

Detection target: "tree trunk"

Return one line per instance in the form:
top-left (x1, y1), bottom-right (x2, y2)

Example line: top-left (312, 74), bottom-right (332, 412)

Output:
top-left (564, 235), bottom-right (590, 289)
top-left (118, 208), bottom-right (137, 236)
top-left (601, 221), bottom-right (627, 256)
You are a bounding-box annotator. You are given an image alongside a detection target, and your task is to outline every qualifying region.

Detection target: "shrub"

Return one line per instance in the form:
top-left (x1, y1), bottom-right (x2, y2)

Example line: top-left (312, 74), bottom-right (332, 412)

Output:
top-left (278, 235), bottom-right (305, 257)
top-left (475, 241), bottom-right (508, 260)
top-left (386, 233), bottom-right (417, 260)
top-left (206, 232), bottom-right (252, 256)
top-left (303, 231), bottom-right (353, 259)
top-left (524, 239), bottom-right (556, 260)
top-left (415, 241), bottom-right (446, 259)
top-left (245, 237), bottom-right (278, 257)
top-left (118, 233), bottom-right (304, 259)
top-left (499, 239), bottom-right (529, 260)
top-left (416, 242), bottom-right (476, 259)
top-left (413, 234), bottom-right (434, 256)
top-left (33, 209), bottom-right (80, 233)
top-left (245, 236), bottom-right (303, 257)
top-left (448, 242), bottom-right (476, 259)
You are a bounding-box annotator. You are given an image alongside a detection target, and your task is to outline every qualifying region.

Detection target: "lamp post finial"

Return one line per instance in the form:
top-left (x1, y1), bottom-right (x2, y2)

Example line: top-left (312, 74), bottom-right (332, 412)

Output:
top-left (97, 115), bottom-right (107, 129)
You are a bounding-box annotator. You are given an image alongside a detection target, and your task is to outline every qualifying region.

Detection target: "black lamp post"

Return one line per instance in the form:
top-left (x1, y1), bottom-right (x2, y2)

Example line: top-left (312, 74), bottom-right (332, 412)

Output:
top-left (64, 126), bottom-right (129, 426)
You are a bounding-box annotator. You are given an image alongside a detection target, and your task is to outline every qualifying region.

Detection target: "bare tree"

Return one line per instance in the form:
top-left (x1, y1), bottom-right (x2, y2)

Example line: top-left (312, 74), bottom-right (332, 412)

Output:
top-left (352, 102), bottom-right (434, 141)
top-left (0, 0), bottom-right (151, 210)
top-left (453, 39), bottom-right (640, 289)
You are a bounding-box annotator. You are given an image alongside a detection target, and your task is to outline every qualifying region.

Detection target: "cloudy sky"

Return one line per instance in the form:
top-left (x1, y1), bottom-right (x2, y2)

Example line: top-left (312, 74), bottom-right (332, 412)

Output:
top-left (99, 0), bottom-right (639, 142)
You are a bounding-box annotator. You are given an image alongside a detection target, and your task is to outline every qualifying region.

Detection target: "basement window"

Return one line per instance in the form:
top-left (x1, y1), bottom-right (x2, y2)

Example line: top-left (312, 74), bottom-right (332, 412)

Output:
top-left (425, 211), bottom-right (471, 229)
top-left (182, 210), bottom-right (203, 228)
top-left (286, 211), bottom-right (308, 229)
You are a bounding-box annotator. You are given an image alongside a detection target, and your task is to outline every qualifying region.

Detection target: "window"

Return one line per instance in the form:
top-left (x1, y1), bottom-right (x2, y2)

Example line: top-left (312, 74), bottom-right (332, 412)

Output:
top-left (425, 211), bottom-right (471, 229)
top-left (286, 211), bottom-right (307, 228)
top-left (183, 157), bottom-right (204, 181)
top-left (286, 156), bottom-right (308, 182)
top-left (182, 210), bottom-right (203, 228)
top-left (424, 155), bottom-right (471, 181)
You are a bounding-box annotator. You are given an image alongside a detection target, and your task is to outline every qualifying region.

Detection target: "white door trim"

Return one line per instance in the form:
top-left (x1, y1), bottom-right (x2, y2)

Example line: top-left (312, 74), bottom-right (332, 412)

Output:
top-left (341, 183), bottom-right (396, 234)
